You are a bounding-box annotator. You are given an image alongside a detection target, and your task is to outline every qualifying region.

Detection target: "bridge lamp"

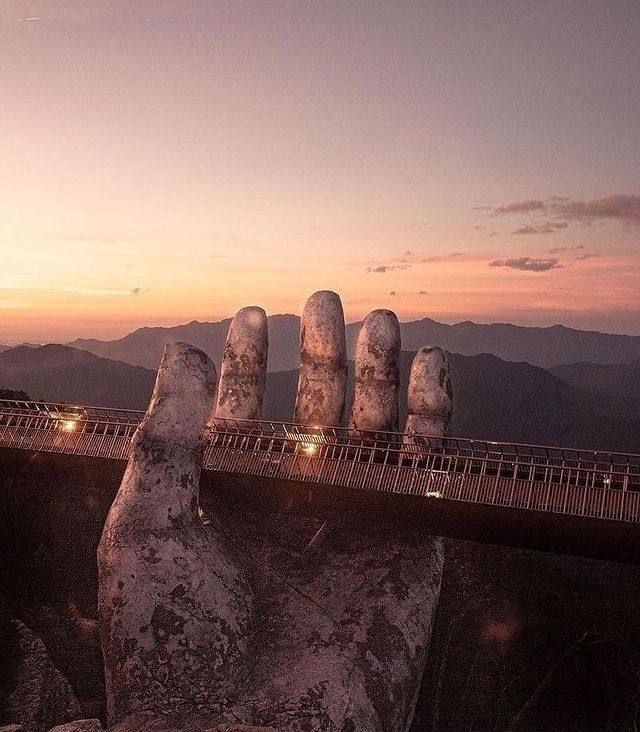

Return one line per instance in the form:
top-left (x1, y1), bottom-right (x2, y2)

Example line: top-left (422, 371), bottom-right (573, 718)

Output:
top-left (286, 426), bottom-right (323, 456)
top-left (300, 441), bottom-right (319, 455)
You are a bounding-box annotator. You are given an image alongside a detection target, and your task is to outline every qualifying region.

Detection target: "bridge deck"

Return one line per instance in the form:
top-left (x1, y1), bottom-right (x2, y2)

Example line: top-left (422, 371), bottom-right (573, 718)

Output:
top-left (2, 398), bottom-right (640, 528)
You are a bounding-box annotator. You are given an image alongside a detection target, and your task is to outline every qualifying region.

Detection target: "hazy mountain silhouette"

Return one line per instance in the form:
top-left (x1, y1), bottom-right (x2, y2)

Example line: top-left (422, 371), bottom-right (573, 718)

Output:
top-left (550, 360), bottom-right (640, 401)
top-left (68, 314), bottom-right (301, 372)
top-left (265, 352), bottom-right (640, 452)
top-left (3, 344), bottom-right (639, 452)
top-left (0, 344), bottom-right (156, 409)
top-left (360, 319), bottom-right (640, 369)
top-left (68, 316), bottom-right (640, 371)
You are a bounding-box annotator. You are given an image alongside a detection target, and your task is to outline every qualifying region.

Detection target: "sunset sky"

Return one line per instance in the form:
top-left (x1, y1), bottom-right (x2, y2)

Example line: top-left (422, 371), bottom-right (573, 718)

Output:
top-left (1, 0), bottom-right (639, 343)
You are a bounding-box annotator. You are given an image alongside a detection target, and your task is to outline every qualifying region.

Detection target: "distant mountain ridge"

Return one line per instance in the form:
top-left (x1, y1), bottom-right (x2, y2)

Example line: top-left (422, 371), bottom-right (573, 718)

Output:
top-left (264, 352), bottom-right (640, 453)
top-left (0, 344), bottom-right (156, 409)
top-left (550, 359), bottom-right (640, 400)
top-left (2, 341), bottom-right (636, 452)
top-left (66, 316), bottom-right (640, 371)
top-left (69, 314), bottom-right (301, 372)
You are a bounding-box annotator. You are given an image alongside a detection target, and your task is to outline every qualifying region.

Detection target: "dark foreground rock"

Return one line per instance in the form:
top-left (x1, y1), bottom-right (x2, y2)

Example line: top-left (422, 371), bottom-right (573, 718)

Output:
top-left (4, 620), bottom-right (82, 732)
top-left (3, 449), bottom-right (640, 731)
top-left (47, 721), bottom-right (104, 732)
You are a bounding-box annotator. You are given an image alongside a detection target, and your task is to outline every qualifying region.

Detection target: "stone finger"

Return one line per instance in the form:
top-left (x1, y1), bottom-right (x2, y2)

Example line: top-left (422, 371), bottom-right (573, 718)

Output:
top-left (349, 309), bottom-right (400, 433)
top-left (216, 306), bottom-right (268, 421)
top-left (405, 346), bottom-right (453, 437)
top-left (294, 290), bottom-right (347, 427)
top-left (98, 343), bottom-right (253, 727)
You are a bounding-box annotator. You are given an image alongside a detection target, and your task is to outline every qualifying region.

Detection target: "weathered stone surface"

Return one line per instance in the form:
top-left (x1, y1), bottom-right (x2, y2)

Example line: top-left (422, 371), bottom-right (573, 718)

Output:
top-left (220, 526), bottom-right (443, 732)
top-left (5, 620), bottom-right (82, 732)
top-left (108, 712), bottom-right (181, 732)
top-left (349, 309), bottom-right (401, 433)
top-left (215, 307), bottom-right (268, 420)
top-left (210, 726), bottom-right (280, 732)
top-left (0, 724), bottom-right (25, 732)
top-left (98, 316), bottom-right (448, 732)
top-left (98, 343), bottom-right (253, 726)
top-left (294, 290), bottom-right (347, 427)
top-left (212, 319), bottom-right (445, 732)
top-left (47, 720), bottom-right (103, 732)
top-left (405, 346), bottom-right (453, 437)
top-left (111, 713), bottom-right (280, 732)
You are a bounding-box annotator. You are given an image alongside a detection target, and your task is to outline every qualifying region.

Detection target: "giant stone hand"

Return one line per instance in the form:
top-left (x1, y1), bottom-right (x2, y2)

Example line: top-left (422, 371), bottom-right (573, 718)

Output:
top-left (98, 291), bottom-right (451, 732)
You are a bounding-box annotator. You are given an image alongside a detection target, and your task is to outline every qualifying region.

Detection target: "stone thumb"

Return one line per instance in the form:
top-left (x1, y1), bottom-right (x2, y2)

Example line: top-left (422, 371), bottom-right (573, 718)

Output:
top-left (107, 342), bottom-right (217, 530)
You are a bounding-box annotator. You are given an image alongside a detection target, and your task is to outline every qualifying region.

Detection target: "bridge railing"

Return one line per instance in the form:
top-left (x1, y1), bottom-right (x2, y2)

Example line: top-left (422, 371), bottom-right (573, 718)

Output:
top-left (2, 399), bottom-right (640, 523)
top-left (208, 416), bottom-right (640, 490)
top-left (0, 399), bottom-right (143, 460)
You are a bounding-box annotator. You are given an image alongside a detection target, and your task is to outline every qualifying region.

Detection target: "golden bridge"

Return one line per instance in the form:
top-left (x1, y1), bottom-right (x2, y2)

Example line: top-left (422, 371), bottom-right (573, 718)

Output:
top-left (2, 398), bottom-right (640, 562)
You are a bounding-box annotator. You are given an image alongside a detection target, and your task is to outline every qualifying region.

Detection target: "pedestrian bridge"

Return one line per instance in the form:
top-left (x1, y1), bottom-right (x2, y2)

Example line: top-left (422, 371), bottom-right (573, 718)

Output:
top-left (2, 398), bottom-right (640, 562)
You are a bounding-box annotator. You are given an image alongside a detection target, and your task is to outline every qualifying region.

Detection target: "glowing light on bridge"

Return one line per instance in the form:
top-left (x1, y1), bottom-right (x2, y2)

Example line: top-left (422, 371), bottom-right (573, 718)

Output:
top-left (286, 426), bottom-right (324, 456)
top-left (46, 409), bottom-right (83, 432)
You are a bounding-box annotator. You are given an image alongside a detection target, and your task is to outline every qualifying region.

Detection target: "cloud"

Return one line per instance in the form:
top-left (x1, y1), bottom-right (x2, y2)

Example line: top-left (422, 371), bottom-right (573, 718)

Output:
top-left (490, 194), bottom-right (640, 225)
top-left (365, 264), bottom-right (411, 273)
top-left (417, 290), bottom-right (428, 295)
top-left (490, 257), bottom-right (561, 272)
top-left (513, 222), bottom-right (569, 235)
top-left (552, 194), bottom-right (640, 223)
top-left (0, 274), bottom-right (144, 296)
top-left (420, 252), bottom-right (464, 263)
top-left (389, 291), bottom-right (398, 296)
top-left (493, 200), bottom-right (545, 216)
top-left (50, 233), bottom-right (114, 244)
top-left (513, 225), bottom-right (544, 235)
top-left (548, 245), bottom-right (584, 254)
top-left (575, 254), bottom-right (600, 261)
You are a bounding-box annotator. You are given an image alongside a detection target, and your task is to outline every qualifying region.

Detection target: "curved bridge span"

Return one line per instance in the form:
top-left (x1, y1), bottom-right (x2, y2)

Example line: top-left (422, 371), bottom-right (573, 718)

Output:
top-left (2, 398), bottom-right (640, 561)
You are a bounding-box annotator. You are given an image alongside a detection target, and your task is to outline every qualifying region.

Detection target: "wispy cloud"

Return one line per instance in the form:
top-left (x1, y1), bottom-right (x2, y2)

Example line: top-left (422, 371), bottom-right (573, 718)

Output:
top-left (0, 274), bottom-right (142, 297)
top-left (548, 245), bottom-right (584, 254)
top-left (513, 222), bottom-right (568, 235)
top-left (493, 200), bottom-right (546, 216)
top-left (489, 257), bottom-right (561, 272)
top-left (365, 264), bottom-right (411, 273)
top-left (50, 233), bottom-right (115, 244)
top-left (420, 252), bottom-right (464, 263)
top-left (491, 194), bottom-right (640, 225)
top-left (513, 225), bottom-right (543, 235)
top-left (553, 194), bottom-right (640, 224)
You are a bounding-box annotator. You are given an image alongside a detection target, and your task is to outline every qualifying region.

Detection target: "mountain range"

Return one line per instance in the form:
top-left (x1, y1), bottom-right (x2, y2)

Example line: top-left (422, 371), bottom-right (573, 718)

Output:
top-left (550, 360), bottom-right (640, 401)
top-left (69, 315), bottom-right (301, 372)
top-left (66, 316), bottom-right (640, 371)
top-left (0, 344), bottom-right (156, 409)
top-left (2, 343), bottom-right (639, 452)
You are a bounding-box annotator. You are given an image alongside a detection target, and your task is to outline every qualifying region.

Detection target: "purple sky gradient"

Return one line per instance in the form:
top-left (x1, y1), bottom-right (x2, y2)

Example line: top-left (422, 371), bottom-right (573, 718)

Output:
top-left (1, 0), bottom-right (639, 341)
